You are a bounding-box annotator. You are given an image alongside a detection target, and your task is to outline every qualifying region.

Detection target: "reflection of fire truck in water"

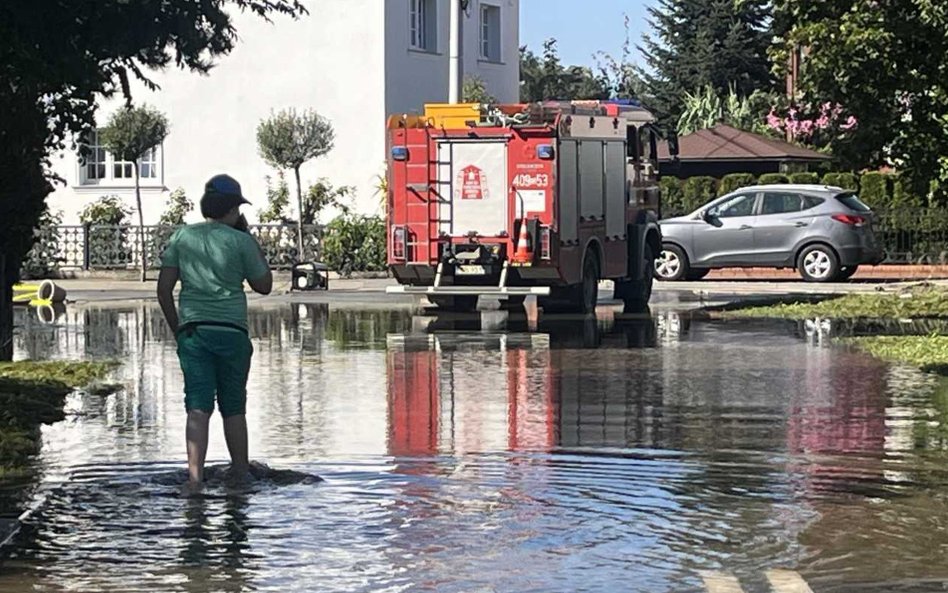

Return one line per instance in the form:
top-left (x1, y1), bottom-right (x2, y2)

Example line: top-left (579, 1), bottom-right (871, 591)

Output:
top-left (385, 100), bottom-right (677, 314)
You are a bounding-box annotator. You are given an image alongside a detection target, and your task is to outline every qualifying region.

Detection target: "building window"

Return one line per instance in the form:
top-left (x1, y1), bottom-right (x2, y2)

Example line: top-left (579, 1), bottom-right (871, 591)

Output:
top-left (410, 0), bottom-right (437, 52)
top-left (79, 130), bottom-right (162, 186)
top-left (480, 3), bottom-right (501, 62)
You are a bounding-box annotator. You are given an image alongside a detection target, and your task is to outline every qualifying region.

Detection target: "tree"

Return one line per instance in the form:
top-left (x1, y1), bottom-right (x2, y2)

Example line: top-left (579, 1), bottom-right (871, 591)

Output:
top-left (256, 109), bottom-right (335, 260)
top-left (594, 15), bottom-right (647, 101)
top-left (638, 0), bottom-right (775, 127)
top-left (158, 188), bottom-right (193, 227)
top-left (520, 39), bottom-right (611, 102)
top-left (772, 0), bottom-right (948, 203)
top-left (99, 105), bottom-right (169, 281)
top-left (462, 76), bottom-right (496, 104)
top-left (0, 0), bottom-right (306, 360)
top-left (677, 84), bottom-right (778, 135)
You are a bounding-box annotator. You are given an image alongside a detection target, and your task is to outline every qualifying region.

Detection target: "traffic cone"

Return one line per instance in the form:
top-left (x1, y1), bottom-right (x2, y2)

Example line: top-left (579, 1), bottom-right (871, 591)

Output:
top-left (511, 218), bottom-right (533, 264)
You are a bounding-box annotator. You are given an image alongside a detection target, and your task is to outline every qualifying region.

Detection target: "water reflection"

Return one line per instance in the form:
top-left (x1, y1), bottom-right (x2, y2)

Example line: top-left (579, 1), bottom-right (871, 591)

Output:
top-left (3, 303), bottom-right (948, 592)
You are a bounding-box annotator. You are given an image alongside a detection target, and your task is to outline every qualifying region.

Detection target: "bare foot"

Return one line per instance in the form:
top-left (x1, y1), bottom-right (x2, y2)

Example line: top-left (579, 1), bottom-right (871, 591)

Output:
top-left (180, 480), bottom-right (204, 498)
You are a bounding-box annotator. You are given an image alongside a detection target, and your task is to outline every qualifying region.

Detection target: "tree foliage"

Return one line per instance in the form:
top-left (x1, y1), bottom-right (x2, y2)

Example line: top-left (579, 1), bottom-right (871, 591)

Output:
top-left (462, 76), bottom-right (496, 104)
top-left (0, 0), bottom-right (307, 359)
top-left (520, 39), bottom-right (610, 102)
top-left (256, 109), bottom-right (334, 172)
top-left (772, 0), bottom-right (948, 203)
top-left (158, 188), bottom-right (193, 226)
top-left (677, 84), bottom-right (777, 135)
top-left (259, 174), bottom-right (350, 226)
top-left (639, 0), bottom-right (775, 126)
top-left (99, 106), bottom-right (169, 165)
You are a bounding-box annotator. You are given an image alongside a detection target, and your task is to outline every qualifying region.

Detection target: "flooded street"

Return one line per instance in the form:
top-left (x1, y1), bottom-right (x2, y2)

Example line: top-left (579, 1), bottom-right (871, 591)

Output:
top-left (2, 298), bottom-right (948, 592)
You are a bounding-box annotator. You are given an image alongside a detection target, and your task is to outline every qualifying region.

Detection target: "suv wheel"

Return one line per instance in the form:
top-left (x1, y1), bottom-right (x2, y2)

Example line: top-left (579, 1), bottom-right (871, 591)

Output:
top-left (799, 245), bottom-right (840, 282)
top-left (654, 244), bottom-right (689, 281)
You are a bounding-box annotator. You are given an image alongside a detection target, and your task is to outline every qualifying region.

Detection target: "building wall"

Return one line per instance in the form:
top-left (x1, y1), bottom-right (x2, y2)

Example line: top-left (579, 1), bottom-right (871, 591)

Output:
top-left (384, 0), bottom-right (519, 116)
top-left (47, 0), bottom-right (519, 226)
top-left (48, 1), bottom-right (388, 225)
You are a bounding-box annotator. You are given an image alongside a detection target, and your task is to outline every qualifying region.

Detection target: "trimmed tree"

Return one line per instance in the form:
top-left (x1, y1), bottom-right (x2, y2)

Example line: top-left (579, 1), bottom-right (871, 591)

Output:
top-left (256, 109), bottom-right (335, 261)
top-left (0, 0), bottom-right (306, 361)
top-left (100, 106), bottom-right (169, 281)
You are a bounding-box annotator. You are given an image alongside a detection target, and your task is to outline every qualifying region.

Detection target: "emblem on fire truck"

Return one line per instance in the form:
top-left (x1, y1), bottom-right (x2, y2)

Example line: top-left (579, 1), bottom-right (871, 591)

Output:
top-left (457, 165), bottom-right (489, 200)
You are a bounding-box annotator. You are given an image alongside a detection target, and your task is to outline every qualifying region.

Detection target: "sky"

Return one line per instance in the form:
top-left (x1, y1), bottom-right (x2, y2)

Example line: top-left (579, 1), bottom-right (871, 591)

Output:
top-left (519, 0), bottom-right (656, 70)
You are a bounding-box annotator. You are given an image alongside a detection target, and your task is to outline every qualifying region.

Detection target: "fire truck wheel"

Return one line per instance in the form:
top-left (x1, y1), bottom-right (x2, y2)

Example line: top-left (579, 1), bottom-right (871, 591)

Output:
top-left (577, 252), bottom-right (601, 314)
top-left (615, 244), bottom-right (655, 311)
top-left (429, 295), bottom-right (479, 313)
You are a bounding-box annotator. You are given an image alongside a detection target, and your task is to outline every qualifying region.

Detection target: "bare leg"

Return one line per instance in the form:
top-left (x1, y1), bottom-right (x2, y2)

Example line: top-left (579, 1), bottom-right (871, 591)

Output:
top-left (222, 414), bottom-right (249, 477)
top-left (186, 410), bottom-right (212, 484)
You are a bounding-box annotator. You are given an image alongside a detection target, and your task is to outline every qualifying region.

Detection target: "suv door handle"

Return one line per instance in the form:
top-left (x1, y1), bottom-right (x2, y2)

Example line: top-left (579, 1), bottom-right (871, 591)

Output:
top-left (794, 222), bottom-right (808, 228)
top-left (739, 225), bottom-right (753, 230)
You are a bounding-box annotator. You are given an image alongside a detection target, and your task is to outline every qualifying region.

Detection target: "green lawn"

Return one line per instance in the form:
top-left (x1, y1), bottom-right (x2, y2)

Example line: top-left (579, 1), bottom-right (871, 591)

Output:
top-left (0, 361), bottom-right (118, 475)
top-left (845, 335), bottom-right (948, 375)
top-left (724, 286), bottom-right (948, 320)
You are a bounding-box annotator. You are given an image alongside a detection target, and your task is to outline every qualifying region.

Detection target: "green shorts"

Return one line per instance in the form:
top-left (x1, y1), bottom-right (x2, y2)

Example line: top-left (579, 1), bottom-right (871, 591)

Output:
top-left (176, 326), bottom-right (253, 417)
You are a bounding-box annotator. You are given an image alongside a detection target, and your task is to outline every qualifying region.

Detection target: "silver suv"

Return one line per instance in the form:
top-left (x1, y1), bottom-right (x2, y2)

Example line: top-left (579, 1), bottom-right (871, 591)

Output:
top-left (655, 184), bottom-right (884, 282)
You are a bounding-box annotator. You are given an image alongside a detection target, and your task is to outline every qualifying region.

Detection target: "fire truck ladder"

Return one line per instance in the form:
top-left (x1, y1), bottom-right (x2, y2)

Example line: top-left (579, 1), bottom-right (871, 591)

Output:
top-left (402, 127), bottom-right (452, 266)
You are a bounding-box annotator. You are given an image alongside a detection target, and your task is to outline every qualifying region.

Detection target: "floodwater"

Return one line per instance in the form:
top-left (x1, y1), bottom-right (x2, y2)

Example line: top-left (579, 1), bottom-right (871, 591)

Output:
top-left (2, 298), bottom-right (948, 593)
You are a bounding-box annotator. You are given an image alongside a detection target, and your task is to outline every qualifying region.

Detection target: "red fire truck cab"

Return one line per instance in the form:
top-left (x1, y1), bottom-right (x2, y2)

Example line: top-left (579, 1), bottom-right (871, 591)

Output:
top-left (385, 100), bottom-right (675, 314)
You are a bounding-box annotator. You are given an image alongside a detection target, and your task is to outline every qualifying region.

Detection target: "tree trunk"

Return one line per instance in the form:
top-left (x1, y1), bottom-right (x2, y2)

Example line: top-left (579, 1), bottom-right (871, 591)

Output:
top-left (0, 253), bottom-right (13, 361)
top-left (294, 166), bottom-right (305, 262)
top-left (134, 162), bottom-right (146, 282)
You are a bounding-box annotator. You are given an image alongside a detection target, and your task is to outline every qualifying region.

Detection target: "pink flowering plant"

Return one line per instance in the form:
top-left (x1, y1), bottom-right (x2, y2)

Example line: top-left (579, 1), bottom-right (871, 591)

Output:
top-left (767, 102), bottom-right (858, 146)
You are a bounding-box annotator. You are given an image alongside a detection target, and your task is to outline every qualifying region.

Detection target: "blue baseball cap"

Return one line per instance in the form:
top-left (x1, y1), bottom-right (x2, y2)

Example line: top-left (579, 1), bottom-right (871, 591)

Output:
top-left (203, 174), bottom-right (251, 206)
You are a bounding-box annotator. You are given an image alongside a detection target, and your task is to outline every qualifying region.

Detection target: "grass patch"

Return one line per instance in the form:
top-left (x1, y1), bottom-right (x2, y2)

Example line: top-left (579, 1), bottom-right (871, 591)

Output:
top-left (0, 361), bottom-right (117, 473)
top-left (844, 335), bottom-right (948, 375)
top-left (724, 286), bottom-right (948, 320)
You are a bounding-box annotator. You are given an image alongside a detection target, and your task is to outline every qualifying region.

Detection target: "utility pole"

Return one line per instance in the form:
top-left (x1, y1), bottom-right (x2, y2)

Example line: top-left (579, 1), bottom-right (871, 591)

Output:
top-left (448, 0), bottom-right (462, 103)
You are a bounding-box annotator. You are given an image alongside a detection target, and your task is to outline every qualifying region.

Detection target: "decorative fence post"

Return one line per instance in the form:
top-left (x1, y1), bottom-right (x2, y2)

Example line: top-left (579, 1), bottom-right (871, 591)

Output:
top-left (82, 223), bottom-right (92, 271)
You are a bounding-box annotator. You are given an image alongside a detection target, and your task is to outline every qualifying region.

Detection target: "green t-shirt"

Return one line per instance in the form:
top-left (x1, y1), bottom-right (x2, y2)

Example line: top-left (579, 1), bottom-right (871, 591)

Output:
top-left (160, 222), bottom-right (270, 330)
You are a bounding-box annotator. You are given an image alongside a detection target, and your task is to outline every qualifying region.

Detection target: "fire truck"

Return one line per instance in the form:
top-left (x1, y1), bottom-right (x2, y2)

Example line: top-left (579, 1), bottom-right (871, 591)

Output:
top-left (385, 100), bottom-right (676, 313)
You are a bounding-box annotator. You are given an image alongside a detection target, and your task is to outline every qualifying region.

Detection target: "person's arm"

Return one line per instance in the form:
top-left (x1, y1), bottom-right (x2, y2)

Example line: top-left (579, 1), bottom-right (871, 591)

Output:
top-left (157, 266), bottom-right (180, 335)
top-left (242, 235), bottom-right (273, 295)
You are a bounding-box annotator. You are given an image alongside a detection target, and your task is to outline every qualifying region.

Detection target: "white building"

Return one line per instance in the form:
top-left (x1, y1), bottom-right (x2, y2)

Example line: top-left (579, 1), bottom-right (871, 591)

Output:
top-left (47, 0), bottom-right (520, 225)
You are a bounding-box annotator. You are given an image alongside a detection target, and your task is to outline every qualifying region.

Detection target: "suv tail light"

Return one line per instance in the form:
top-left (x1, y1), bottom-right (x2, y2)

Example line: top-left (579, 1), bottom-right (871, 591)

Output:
top-left (392, 226), bottom-right (407, 260)
top-left (832, 214), bottom-right (866, 227)
top-left (539, 225), bottom-right (552, 260)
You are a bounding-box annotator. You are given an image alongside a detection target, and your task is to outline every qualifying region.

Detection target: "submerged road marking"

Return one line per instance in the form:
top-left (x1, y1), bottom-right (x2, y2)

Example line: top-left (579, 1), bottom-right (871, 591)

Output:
top-left (700, 571), bottom-right (745, 593)
top-left (766, 569), bottom-right (814, 593)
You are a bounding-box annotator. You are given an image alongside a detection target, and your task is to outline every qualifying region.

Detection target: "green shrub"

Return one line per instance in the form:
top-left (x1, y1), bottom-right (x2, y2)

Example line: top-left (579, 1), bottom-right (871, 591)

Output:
top-left (821, 171), bottom-right (859, 191)
top-left (20, 208), bottom-right (63, 279)
top-left (860, 171), bottom-right (891, 209)
top-left (659, 177), bottom-right (685, 216)
top-left (891, 173), bottom-right (924, 207)
top-left (718, 173), bottom-right (757, 196)
top-left (321, 214), bottom-right (386, 277)
top-left (682, 176), bottom-right (717, 212)
top-left (788, 172), bottom-right (820, 185)
top-left (758, 173), bottom-right (790, 185)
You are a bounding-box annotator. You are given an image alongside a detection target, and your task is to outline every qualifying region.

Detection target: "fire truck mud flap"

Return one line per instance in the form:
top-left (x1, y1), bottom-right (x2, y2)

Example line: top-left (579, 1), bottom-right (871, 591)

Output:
top-left (386, 286), bottom-right (551, 296)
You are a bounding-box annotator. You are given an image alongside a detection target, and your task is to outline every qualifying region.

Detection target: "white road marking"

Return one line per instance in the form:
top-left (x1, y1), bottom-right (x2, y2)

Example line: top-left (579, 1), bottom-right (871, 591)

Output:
top-left (766, 569), bottom-right (815, 593)
top-left (700, 571), bottom-right (745, 593)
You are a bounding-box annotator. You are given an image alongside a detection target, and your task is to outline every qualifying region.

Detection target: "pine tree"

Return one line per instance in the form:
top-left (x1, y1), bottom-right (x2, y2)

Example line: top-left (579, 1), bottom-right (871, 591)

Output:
top-left (638, 0), bottom-right (775, 127)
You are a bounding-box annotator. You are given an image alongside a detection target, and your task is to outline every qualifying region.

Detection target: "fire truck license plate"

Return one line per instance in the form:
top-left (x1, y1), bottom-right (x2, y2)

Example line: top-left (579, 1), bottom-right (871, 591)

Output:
top-left (456, 265), bottom-right (486, 276)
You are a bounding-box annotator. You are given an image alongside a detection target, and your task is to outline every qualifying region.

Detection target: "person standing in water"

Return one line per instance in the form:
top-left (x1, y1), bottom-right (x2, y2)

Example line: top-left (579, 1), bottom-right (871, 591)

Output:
top-left (157, 174), bottom-right (273, 490)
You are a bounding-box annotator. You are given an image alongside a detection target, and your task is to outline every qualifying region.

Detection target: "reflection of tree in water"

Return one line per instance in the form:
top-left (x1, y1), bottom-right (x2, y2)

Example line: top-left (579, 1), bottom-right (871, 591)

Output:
top-left (326, 309), bottom-right (412, 350)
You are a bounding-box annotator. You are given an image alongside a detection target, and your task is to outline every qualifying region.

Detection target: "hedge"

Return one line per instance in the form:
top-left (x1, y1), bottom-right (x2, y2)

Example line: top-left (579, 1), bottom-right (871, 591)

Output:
top-left (659, 177), bottom-right (685, 215)
top-left (892, 173), bottom-right (924, 208)
top-left (718, 173), bottom-right (757, 196)
top-left (788, 172), bottom-right (820, 185)
top-left (758, 173), bottom-right (790, 185)
top-left (860, 171), bottom-right (891, 209)
top-left (822, 171), bottom-right (858, 191)
top-left (682, 176), bottom-right (717, 213)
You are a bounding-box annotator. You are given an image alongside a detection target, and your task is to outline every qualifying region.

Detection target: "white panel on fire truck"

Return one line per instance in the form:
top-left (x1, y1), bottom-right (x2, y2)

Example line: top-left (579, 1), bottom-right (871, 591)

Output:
top-left (579, 140), bottom-right (604, 220)
top-left (438, 141), bottom-right (508, 237)
top-left (604, 141), bottom-right (627, 239)
top-left (558, 140), bottom-right (578, 244)
top-left (515, 190), bottom-right (545, 215)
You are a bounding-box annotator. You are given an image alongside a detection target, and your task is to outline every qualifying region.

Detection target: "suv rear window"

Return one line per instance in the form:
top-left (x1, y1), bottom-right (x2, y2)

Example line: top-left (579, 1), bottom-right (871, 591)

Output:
top-left (835, 192), bottom-right (872, 213)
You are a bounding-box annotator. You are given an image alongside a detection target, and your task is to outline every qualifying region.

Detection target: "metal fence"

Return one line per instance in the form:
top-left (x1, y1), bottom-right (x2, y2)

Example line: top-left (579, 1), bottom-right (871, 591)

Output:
top-left (38, 224), bottom-right (322, 271)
